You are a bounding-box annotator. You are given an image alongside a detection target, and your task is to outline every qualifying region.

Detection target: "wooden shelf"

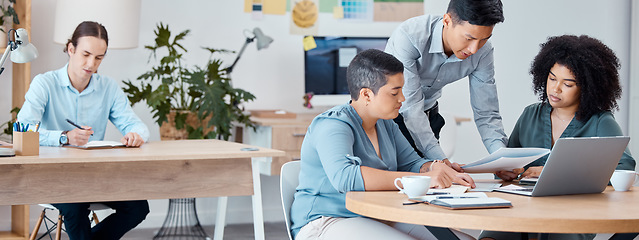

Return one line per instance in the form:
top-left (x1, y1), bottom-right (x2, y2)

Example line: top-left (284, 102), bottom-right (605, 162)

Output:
top-left (0, 231), bottom-right (26, 240)
top-left (5, 0), bottom-right (32, 239)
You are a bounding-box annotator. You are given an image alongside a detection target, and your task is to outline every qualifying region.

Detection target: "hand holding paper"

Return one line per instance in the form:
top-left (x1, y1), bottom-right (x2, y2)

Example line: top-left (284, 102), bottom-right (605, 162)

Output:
top-left (461, 148), bottom-right (550, 173)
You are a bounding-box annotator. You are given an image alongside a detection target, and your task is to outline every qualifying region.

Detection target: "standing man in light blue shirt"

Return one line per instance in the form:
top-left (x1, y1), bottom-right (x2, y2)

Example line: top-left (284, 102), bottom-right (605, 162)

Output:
top-left (17, 21), bottom-right (149, 240)
top-left (385, 0), bottom-right (508, 166)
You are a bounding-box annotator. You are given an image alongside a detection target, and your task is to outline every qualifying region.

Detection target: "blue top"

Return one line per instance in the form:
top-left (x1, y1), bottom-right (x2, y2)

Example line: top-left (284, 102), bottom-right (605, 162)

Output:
top-left (510, 102), bottom-right (635, 170)
top-left (289, 104), bottom-right (430, 236)
top-left (385, 15), bottom-right (508, 160)
top-left (17, 64), bottom-right (150, 146)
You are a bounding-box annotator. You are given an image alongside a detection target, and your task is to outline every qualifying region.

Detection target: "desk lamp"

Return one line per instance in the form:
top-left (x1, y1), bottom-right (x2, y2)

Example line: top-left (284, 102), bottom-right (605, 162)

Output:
top-left (225, 27), bottom-right (273, 74)
top-left (0, 28), bottom-right (38, 76)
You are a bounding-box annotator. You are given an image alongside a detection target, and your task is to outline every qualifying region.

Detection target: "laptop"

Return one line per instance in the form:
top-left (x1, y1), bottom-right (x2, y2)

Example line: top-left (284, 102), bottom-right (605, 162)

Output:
top-left (495, 136), bottom-right (630, 197)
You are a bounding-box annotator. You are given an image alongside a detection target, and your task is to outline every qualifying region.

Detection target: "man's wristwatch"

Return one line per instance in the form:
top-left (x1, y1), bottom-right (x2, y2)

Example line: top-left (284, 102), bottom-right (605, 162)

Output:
top-left (59, 131), bottom-right (69, 146)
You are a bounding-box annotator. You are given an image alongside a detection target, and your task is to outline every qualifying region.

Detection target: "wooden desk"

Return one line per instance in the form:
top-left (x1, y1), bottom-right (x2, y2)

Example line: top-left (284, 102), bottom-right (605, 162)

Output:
top-left (0, 139), bottom-right (284, 240)
top-left (240, 112), bottom-right (317, 175)
top-left (346, 188), bottom-right (639, 236)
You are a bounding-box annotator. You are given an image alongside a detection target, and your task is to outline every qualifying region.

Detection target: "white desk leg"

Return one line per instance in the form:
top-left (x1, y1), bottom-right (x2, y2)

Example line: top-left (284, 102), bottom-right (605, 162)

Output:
top-left (214, 196), bottom-right (228, 240)
top-left (251, 158), bottom-right (266, 240)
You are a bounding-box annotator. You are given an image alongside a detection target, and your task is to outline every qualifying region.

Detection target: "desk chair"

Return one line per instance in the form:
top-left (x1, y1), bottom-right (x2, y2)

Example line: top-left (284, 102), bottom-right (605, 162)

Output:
top-left (29, 203), bottom-right (110, 240)
top-left (280, 161), bottom-right (300, 240)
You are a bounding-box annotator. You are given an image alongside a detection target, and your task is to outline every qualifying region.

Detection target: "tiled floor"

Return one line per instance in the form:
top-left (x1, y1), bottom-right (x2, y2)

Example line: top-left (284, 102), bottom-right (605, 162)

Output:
top-left (50, 222), bottom-right (290, 240)
top-left (47, 222), bottom-right (639, 240)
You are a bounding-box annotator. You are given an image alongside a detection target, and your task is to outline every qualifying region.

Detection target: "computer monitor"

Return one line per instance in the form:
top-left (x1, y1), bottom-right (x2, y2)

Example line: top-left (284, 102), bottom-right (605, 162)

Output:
top-left (304, 36), bottom-right (389, 98)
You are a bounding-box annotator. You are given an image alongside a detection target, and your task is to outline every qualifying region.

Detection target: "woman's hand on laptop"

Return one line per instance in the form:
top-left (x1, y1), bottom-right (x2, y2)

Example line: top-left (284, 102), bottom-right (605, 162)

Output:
top-left (495, 168), bottom-right (524, 181)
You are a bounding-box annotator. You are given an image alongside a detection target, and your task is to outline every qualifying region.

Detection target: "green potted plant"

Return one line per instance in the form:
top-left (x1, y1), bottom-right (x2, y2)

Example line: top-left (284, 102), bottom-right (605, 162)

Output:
top-left (1, 107), bottom-right (19, 141)
top-left (0, 0), bottom-right (18, 32)
top-left (123, 23), bottom-right (255, 140)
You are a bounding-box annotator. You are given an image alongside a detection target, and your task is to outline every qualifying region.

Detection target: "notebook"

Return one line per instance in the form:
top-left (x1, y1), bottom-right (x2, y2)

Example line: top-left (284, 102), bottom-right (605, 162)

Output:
top-left (65, 140), bottom-right (126, 149)
top-left (495, 136), bottom-right (630, 197)
top-left (409, 192), bottom-right (512, 210)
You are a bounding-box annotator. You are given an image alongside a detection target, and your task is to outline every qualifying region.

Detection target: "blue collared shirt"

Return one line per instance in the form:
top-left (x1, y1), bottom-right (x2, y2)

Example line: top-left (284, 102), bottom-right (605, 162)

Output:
top-left (289, 104), bottom-right (429, 237)
top-left (385, 15), bottom-right (508, 160)
top-left (17, 64), bottom-right (149, 146)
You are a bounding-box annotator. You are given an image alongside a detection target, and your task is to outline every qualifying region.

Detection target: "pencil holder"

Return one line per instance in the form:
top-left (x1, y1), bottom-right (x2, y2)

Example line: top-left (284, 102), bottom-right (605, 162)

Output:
top-left (13, 131), bottom-right (39, 156)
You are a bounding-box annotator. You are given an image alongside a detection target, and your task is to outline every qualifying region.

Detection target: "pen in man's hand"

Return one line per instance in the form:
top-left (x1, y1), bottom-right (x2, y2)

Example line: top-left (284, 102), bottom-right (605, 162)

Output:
top-left (66, 119), bottom-right (93, 135)
top-left (66, 119), bottom-right (85, 130)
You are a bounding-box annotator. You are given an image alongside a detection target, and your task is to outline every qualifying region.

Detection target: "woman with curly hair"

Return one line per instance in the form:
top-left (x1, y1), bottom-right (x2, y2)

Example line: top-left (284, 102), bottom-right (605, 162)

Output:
top-left (480, 35), bottom-right (636, 240)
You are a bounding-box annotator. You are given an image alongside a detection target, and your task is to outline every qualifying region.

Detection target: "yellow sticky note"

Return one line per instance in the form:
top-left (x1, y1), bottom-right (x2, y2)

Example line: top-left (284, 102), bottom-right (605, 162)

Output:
top-left (264, 0), bottom-right (286, 15)
top-left (244, 0), bottom-right (252, 12)
top-left (246, 0), bottom-right (286, 15)
top-left (303, 36), bottom-right (317, 51)
top-left (333, 6), bottom-right (344, 19)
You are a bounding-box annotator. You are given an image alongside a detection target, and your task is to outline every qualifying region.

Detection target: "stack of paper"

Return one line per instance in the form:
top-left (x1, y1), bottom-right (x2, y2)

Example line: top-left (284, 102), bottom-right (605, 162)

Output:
top-left (461, 148), bottom-right (550, 173)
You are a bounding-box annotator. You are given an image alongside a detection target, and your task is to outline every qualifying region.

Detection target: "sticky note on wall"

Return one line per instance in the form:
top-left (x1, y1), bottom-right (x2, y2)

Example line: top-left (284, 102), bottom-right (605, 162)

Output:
top-left (244, 0), bottom-right (287, 15)
top-left (333, 6), bottom-right (344, 19)
top-left (303, 36), bottom-right (317, 51)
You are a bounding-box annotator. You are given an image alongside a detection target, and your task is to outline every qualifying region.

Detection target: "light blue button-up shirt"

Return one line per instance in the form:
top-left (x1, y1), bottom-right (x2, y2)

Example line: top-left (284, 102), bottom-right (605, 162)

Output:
top-left (385, 15), bottom-right (508, 160)
top-left (17, 64), bottom-right (150, 146)
top-left (289, 104), bottom-right (429, 237)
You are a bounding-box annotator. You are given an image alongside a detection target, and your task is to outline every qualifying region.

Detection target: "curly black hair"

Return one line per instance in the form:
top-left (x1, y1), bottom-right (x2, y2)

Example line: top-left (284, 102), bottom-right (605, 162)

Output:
top-left (530, 35), bottom-right (621, 121)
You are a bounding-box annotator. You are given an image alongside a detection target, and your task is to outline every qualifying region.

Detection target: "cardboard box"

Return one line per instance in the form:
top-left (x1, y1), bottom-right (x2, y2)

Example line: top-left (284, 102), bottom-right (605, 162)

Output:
top-left (13, 131), bottom-right (39, 156)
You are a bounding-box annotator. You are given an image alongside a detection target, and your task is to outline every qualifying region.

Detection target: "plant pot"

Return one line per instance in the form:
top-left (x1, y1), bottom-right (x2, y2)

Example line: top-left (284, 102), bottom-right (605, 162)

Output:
top-left (159, 110), bottom-right (214, 140)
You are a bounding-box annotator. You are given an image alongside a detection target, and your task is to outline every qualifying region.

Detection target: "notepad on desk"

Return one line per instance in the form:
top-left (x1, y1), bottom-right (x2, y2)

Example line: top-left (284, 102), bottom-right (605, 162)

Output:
top-left (409, 192), bottom-right (512, 210)
top-left (67, 141), bottom-right (126, 149)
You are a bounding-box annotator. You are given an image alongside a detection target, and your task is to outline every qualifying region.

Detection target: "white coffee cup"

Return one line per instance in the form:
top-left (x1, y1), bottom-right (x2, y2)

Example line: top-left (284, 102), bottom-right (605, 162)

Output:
top-left (394, 175), bottom-right (431, 198)
top-left (610, 170), bottom-right (639, 191)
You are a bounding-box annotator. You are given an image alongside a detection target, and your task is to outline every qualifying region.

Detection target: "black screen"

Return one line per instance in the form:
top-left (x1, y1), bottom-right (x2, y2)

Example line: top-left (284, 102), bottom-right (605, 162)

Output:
top-left (304, 36), bottom-right (389, 95)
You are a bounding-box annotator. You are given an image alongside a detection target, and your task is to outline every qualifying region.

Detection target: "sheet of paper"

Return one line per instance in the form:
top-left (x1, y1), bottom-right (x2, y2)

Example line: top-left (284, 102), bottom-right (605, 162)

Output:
top-left (462, 147), bottom-right (550, 173)
top-left (338, 48), bottom-right (357, 67)
top-left (498, 184), bottom-right (530, 190)
top-left (244, 0), bottom-right (287, 15)
top-left (410, 192), bottom-right (489, 202)
top-left (427, 185), bottom-right (468, 195)
top-left (82, 140), bottom-right (125, 148)
top-left (333, 6), bottom-right (344, 19)
top-left (468, 182), bottom-right (502, 192)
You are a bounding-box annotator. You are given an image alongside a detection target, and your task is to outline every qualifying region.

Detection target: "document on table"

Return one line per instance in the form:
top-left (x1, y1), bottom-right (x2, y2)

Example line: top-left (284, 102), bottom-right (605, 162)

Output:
top-left (428, 185), bottom-right (469, 195)
top-left (461, 148), bottom-right (550, 173)
top-left (468, 182), bottom-right (502, 192)
top-left (409, 192), bottom-right (512, 210)
top-left (66, 140), bottom-right (126, 149)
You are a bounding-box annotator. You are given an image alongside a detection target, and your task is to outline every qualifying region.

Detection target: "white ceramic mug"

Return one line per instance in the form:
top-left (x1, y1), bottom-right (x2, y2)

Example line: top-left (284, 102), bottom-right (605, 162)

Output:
top-left (394, 176), bottom-right (431, 198)
top-left (610, 170), bottom-right (639, 191)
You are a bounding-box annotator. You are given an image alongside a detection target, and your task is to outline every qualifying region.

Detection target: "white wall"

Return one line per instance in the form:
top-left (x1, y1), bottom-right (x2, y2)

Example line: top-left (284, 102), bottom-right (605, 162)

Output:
top-left (0, 0), bottom-right (633, 231)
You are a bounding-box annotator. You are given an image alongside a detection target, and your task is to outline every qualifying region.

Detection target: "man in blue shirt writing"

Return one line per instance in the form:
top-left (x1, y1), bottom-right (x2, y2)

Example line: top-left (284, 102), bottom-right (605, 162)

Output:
top-left (17, 21), bottom-right (149, 240)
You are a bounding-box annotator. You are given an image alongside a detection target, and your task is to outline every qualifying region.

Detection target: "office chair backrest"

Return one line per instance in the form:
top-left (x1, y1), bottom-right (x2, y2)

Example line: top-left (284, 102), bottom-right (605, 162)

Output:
top-left (280, 161), bottom-right (300, 240)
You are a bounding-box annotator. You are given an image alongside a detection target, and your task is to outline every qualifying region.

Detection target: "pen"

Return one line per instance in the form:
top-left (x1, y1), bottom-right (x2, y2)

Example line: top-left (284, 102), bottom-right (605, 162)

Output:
top-left (35, 121), bottom-right (40, 132)
top-left (66, 119), bottom-right (93, 135)
top-left (436, 196), bottom-right (479, 199)
top-left (427, 192), bottom-right (450, 195)
top-left (66, 119), bottom-right (86, 130)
